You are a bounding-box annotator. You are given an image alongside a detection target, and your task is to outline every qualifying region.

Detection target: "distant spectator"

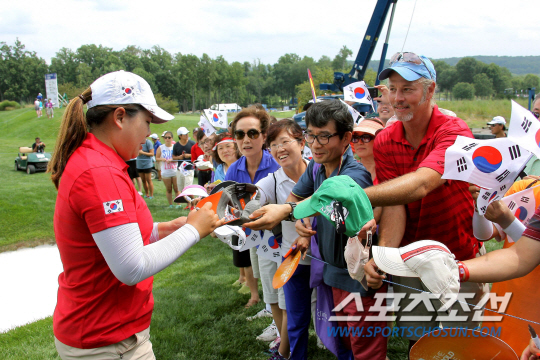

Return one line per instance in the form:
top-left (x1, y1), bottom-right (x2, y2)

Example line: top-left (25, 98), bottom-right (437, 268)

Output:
top-left (137, 137), bottom-right (155, 199)
top-left (46, 99), bottom-right (54, 119)
top-left (197, 133), bottom-right (215, 186)
top-left (34, 99), bottom-right (41, 118)
top-left (39, 100), bottom-right (43, 115)
top-left (32, 137), bottom-right (46, 153)
top-left (533, 93), bottom-right (540, 119)
top-left (374, 85), bottom-right (395, 125)
top-left (487, 116), bottom-right (507, 138)
top-left (149, 133), bottom-right (162, 180)
top-left (126, 158), bottom-right (143, 195)
top-left (173, 127), bottom-right (195, 208)
top-left (36, 92), bottom-right (43, 101)
top-left (156, 131), bottom-right (179, 207)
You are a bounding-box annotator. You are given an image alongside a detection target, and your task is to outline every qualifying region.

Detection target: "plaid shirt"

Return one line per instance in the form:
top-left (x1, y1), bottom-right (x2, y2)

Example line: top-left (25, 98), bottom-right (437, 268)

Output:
top-left (374, 105), bottom-right (481, 261)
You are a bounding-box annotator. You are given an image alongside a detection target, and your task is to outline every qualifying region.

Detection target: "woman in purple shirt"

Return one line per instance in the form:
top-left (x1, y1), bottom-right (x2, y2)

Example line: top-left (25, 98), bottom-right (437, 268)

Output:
top-left (225, 106), bottom-right (279, 311)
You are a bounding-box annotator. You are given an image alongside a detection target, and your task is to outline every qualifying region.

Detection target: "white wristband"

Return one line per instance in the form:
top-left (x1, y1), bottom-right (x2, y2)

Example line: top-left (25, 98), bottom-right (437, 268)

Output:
top-left (502, 218), bottom-right (526, 242)
top-left (472, 211), bottom-right (494, 241)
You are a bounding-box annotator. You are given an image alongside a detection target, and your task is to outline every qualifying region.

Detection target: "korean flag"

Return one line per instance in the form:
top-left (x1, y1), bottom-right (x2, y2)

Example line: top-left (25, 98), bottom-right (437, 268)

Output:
top-left (476, 183), bottom-right (510, 215)
top-left (339, 99), bottom-right (363, 125)
top-left (343, 81), bottom-right (374, 110)
top-left (442, 136), bottom-right (531, 189)
top-left (198, 115), bottom-right (216, 136)
top-left (256, 230), bottom-right (282, 263)
top-left (508, 100), bottom-right (540, 159)
top-left (203, 109), bottom-right (228, 129)
top-left (494, 186), bottom-right (538, 242)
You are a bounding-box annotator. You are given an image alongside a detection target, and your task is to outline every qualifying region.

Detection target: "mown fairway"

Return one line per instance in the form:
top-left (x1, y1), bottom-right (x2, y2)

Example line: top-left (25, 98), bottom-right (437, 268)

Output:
top-left (0, 102), bottom-right (510, 359)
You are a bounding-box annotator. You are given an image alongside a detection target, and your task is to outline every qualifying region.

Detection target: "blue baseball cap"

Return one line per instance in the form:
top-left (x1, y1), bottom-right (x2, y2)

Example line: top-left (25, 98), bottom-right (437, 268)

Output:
top-left (378, 55), bottom-right (436, 82)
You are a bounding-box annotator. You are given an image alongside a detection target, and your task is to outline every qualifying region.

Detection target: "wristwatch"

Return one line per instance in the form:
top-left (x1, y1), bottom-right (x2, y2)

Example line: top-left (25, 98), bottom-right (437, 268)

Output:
top-left (285, 202), bottom-right (296, 222)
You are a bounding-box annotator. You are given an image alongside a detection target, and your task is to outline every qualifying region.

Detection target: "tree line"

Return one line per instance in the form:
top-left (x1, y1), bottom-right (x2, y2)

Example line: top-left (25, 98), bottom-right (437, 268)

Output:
top-left (1, 39), bottom-right (538, 111)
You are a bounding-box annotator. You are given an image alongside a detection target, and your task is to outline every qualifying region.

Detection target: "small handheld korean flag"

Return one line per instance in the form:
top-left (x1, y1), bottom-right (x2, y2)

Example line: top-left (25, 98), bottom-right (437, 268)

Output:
top-left (476, 182), bottom-right (510, 215)
top-left (203, 109), bottom-right (228, 129)
top-left (241, 227), bottom-right (264, 250)
top-left (256, 230), bottom-right (282, 263)
top-left (508, 100), bottom-right (540, 158)
top-left (442, 136), bottom-right (531, 189)
top-left (198, 115), bottom-right (216, 136)
top-left (179, 161), bottom-right (193, 176)
top-left (494, 185), bottom-right (539, 242)
top-left (343, 81), bottom-right (373, 110)
top-left (339, 99), bottom-right (363, 125)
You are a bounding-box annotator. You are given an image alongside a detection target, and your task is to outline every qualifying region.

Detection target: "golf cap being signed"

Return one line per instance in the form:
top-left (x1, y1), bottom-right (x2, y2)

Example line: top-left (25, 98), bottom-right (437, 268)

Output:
top-left (293, 175), bottom-right (374, 238)
top-left (372, 240), bottom-right (459, 308)
top-left (487, 116), bottom-right (506, 125)
top-left (197, 183), bottom-right (261, 226)
top-left (86, 70), bottom-right (174, 124)
top-left (378, 53), bottom-right (436, 82)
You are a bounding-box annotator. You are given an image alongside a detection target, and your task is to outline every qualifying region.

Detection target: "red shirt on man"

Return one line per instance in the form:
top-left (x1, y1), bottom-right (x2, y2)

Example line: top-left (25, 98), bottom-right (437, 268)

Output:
top-left (53, 133), bottom-right (154, 349)
top-left (374, 105), bottom-right (481, 261)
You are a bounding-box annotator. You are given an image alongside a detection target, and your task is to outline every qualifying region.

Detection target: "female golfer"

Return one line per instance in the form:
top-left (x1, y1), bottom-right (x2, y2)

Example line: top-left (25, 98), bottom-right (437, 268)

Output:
top-left (48, 70), bottom-right (222, 360)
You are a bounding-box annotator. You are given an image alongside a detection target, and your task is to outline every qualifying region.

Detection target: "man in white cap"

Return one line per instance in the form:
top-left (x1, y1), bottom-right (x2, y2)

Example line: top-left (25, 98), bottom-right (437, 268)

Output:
top-left (173, 127), bottom-right (195, 208)
top-left (487, 116), bottom-right (506, 138)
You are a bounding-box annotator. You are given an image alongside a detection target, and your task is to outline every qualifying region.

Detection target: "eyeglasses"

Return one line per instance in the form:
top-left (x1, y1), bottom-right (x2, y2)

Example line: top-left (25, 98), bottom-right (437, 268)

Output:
top-left (164, 136), bottom-right (172, 139)
top-left (304, 132), bottom-right (339, 145)
top-left (234, 129), bottom-right (261, 140)
top-left (351, 133), bottom-right (375, 144)
top-left (390, 52), bottom-right (434, 80)
top-left (270, 139), bottom-right (300, 151)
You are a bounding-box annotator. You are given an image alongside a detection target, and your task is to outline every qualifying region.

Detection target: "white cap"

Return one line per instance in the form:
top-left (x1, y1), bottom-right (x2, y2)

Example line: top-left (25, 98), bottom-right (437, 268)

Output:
top-left (372, 240), bottom-right (459, 309)
top-left (149, 133), bottom-right (159, 140)
top-left (177, 127), bottom-right (189, 136)
top-left (344, 234), bottom-right (372, 290)
top-left (487, 116), bottom-right (506, 125)
top-left (86, 70), bottom-right (173, 124)
top-left (161, 131), bottom-right (168, 137)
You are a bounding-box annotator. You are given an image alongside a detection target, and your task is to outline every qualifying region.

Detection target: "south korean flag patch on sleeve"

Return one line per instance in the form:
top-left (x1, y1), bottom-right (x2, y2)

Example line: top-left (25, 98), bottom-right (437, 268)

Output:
top-left (103, 200), bottom-right (124, 215)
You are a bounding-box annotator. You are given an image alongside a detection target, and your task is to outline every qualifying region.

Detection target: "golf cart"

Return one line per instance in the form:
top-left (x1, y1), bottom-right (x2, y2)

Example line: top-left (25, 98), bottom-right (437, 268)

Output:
top-left (14, 147), bottom-right (51, 174)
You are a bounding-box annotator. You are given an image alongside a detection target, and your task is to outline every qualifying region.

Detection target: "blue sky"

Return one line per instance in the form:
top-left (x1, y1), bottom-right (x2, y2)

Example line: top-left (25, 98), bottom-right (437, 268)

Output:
top-left (1, 0), bottom-right (539, 65)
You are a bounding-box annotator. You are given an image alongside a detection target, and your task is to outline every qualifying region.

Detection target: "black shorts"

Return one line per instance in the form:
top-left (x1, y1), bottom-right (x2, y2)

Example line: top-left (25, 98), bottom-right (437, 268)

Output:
top-left (198, 170), bottom-right (212, 186)
top-left (126, 160), bottom-right (139, 179)
top-left (137, 167), bottom-right (152, 174)
top-left (232, 235), bottom-right (252, 267)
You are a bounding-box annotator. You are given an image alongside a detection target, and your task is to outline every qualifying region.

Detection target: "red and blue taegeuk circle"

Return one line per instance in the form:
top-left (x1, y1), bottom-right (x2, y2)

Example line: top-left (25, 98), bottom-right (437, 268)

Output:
top-left (488, 191), bottom-right (498, 202)
top-left (110, 203), bottom-right (117, 210)
top-left (243, 227), bottom-right (252, 236)
top-left (472, 146), bottom-right (503, 173)
top-left (268, 236), bottom-right (279, 249)
top-left (213, 113), bottom-right (219, 122)
top-left (354, 87), bottom-right (366, 99)
top-left (515, 206), bottom-right (528, 221)
top-left (535, 129), bottom-right (540, 147)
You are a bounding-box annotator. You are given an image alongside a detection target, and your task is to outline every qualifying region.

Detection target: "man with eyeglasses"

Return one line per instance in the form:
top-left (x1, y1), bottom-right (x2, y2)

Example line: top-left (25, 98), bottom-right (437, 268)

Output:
top-left (246, 100), bottom-right (389, 359)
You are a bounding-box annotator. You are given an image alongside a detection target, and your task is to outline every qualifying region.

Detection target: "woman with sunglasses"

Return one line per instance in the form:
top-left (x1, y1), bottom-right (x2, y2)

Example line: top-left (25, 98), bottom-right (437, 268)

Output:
top-left (226, 107), bottom-right (280, 316)
top-left (47, 71), bottom-right (222, 359)
top-left (351, 118), bottom-right (384, 182)
top-left (156, 131), bottom-right (180, 207)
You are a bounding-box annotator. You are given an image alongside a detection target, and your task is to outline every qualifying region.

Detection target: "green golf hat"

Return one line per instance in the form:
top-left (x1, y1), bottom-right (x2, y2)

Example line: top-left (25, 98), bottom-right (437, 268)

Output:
top-left (293, 175), bottom-right (373, 238)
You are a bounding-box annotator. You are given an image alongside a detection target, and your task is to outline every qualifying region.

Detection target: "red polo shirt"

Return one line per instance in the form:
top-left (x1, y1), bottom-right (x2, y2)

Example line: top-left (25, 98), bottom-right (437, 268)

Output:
top-left (53, 133), bottom-right (154, 349)
top-left (374, 105), bottom-right (481, 261)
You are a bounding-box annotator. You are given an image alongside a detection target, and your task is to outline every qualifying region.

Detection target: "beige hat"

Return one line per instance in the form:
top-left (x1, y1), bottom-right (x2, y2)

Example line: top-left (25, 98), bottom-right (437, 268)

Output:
top-left (353, 118), bottom-right (385, 136)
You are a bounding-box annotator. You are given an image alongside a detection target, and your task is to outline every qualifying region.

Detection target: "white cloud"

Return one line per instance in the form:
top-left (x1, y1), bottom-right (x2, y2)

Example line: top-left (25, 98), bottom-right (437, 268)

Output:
top-left (2, 0), bottom-right (539, 65)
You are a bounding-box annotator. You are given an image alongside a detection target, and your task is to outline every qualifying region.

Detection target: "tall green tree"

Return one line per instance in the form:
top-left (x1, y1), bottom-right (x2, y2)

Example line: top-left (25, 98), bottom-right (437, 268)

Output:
top-left (453, 82), bottom-right (475, 100)
top-left (332, 45), bottom-right (353, 71)
top-left (455, 57), bottom-right (478, 84)
top-left (473, 73), bottom-right (493, 98)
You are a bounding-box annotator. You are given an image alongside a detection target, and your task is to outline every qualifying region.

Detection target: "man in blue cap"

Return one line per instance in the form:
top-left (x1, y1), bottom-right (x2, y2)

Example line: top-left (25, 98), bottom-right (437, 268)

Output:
top-left (362, 52), bottom-right (488, 353)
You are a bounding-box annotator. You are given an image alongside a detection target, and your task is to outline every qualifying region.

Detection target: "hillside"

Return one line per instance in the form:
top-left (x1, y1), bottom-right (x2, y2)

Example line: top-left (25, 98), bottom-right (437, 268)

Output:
top-left (365, 55), bottom-right (540, 76)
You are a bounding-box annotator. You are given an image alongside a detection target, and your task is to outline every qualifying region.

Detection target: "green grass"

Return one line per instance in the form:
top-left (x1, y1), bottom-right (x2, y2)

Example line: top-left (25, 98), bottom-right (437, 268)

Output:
top-left (0, 103), bottom-right (512, 359)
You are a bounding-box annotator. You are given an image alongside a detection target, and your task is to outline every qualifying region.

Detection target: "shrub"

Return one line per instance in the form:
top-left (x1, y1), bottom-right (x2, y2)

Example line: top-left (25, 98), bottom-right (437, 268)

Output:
top-left (452, 82), bottom-right (475, 100)
top-left (0, 100), bottom-right (21, 111)
top-left (154, 93), bottom-right (179, 114)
